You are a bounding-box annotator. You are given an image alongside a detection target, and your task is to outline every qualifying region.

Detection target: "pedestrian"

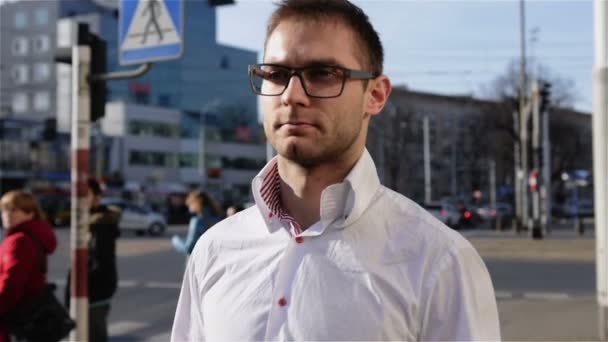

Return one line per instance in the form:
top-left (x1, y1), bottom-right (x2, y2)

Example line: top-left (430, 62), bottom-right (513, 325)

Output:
top-left (171, 0), bottom-right (500, 340)
top-left (0, 190), bottom-right (57, 342)
top-left (65, 178), bottom-right (120, 342)
top-left (171, 190), bottom-right (222, 255)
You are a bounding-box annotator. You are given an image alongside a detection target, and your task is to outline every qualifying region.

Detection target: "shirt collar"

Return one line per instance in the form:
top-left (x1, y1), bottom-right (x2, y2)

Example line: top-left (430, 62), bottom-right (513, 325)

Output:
top-left (251, 148), bottom-right (381, 234)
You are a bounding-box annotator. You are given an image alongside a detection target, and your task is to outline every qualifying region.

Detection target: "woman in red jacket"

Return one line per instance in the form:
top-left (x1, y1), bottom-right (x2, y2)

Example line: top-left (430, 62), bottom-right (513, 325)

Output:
top-left (0, 190), bottom-right (58, 342)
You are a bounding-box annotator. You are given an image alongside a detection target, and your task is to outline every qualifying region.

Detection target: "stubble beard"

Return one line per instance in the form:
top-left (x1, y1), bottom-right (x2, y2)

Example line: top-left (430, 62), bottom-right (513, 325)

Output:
top-left (278, 128), bottom-right (360, 169)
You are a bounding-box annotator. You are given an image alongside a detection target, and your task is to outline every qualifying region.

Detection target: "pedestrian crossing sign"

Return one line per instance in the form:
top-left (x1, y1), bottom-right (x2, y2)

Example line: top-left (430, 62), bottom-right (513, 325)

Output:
top-left (119, 0), bottom-right (184, 65)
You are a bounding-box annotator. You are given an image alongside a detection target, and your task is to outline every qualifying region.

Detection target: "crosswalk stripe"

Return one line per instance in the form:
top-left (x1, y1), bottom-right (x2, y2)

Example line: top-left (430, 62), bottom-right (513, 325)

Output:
top-left (51, 279), bottom-right (182, 290)
top-left (495, 291), bottom-right (513, 299)
top-left (144, 281), bottom-right (182, 289)
top-left (522, 292), bottom-right (571, 300)
top-left (109, 321), bottom-right (147, 335)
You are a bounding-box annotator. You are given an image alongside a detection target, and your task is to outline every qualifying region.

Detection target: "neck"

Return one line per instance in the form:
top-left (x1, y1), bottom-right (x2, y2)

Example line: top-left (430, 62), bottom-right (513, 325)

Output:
top-left (277, 147), bottom-right (363, 230)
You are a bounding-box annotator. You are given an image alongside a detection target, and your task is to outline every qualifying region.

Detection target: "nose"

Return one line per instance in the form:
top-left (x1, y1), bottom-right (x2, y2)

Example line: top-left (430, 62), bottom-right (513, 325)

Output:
top-left (280, 74), bottom-right (310, 107)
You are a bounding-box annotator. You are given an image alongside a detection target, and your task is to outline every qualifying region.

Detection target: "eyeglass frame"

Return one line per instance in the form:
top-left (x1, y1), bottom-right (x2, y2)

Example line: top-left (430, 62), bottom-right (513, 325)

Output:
top-left (248, 63), bottom-right (378, 99)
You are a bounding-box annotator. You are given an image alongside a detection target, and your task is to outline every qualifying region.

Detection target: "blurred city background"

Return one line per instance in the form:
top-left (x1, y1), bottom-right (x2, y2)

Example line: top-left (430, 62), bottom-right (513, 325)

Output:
top-left (0, 0), bottom-right (601, 340)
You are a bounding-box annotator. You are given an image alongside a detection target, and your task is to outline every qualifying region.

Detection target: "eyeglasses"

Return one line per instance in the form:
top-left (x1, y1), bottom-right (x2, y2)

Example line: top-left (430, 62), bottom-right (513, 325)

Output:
top-left (248, 64), bottom-right (376, 98)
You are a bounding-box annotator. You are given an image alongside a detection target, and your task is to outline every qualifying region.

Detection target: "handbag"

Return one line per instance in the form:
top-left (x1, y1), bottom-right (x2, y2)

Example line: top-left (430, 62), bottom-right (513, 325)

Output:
top-left (5, 232), bottom-right (76, 342)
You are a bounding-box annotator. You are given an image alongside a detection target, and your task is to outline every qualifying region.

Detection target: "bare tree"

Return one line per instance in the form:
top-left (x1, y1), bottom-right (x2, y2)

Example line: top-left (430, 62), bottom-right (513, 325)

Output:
top-left (481, 59), bottom-right (578, 109)
top-left (479, 59), bottom-right (586, 188)
top-left (367, 102), bottom-right (418, 195)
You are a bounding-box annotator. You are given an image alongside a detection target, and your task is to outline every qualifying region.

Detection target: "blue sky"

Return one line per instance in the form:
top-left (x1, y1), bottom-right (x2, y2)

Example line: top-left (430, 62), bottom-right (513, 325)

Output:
top-left (217, 0), bottom-right (594, 112)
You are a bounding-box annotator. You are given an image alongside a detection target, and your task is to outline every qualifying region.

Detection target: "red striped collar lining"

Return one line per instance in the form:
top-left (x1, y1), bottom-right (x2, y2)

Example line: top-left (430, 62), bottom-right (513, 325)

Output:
top-left (260, 163), bottom-right (303, 236)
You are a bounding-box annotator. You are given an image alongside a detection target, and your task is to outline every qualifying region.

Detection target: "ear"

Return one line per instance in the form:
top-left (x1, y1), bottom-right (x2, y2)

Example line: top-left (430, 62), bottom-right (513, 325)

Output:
top-left (365, 75), bottom-right (392, 117)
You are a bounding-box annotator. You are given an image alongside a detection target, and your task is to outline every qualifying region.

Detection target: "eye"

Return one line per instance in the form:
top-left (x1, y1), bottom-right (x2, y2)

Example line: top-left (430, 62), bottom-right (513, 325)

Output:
top-left (305, 67), bottom-right (341, 82)
top-left (260, 67), bottom-right (290, 84)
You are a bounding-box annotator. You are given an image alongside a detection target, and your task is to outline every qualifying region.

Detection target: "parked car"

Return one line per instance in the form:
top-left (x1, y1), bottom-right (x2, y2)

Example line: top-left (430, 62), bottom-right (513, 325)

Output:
top-left (476, 202), bottom-right (514, 221)
top-left (474, 202), bottom-right (514, 229)
top-left (457, 204), bottom-right (484, 229)
top-left (553, 198), bottom-right (594, 218)
top-left (423, 202), bottom-right (461, 229)
top-left (101, 199), bottom-right (167, 236)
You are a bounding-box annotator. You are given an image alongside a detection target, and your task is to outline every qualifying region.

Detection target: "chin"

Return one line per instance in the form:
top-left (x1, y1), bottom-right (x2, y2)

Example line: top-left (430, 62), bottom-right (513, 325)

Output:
top-left (281, 143), bottom-right (340, 168)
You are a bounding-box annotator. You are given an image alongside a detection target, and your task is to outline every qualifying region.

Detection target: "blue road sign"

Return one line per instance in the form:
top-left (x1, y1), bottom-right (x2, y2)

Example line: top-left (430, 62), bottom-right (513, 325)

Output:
top-left (119, 0), bottom-right (184, 65)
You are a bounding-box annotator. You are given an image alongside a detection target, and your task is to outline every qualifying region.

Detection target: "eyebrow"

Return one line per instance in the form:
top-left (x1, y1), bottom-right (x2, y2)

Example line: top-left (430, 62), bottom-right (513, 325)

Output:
top-left (264, 58), bottom-right (346, 69)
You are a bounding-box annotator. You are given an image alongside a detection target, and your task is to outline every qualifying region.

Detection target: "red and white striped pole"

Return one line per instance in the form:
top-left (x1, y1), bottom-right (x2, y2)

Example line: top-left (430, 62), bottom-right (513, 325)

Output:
top-left (69, 38), bottom-right (91, 341)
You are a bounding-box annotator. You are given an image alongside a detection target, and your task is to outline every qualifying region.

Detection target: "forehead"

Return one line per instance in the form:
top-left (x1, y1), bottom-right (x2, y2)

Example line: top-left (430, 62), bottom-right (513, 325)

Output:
top-left (264, 18), bottom-right (361, 68)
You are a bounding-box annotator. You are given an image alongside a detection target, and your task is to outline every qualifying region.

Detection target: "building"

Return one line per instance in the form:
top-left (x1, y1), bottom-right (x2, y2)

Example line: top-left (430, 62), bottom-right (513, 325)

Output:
top-left (0, 0), bottom-right (259, 194)
top-left (101, 102), bottom-right (266, 205)
top-left (0, 0), bottom-right (59, 120)
top-left (367, 87), bottom-right (593, 207)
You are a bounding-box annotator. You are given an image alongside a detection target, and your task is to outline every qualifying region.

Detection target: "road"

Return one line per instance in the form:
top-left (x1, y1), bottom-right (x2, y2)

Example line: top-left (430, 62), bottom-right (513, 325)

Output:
top-left (50, 226), bottom-right (185, 341)
top-left (47, 225), bottom-right (598, 341)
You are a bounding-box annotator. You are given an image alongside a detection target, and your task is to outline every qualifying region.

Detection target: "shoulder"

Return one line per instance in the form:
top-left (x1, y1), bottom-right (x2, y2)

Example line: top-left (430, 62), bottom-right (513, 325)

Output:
top-left (0, 232), bottom-right (35, 258)
top-left (189, 206), bottom-right (267, 265)
top-left (91, 205), bottom-right (120, 225)
top-left (370, 186), bottom-right (478, 265)
top-left (200, 205), bottom-right (265, 241)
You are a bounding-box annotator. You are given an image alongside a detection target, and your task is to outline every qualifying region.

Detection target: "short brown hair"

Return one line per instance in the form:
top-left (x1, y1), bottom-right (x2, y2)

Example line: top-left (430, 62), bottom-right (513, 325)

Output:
top-left (265, 0), bottom-right (384, 76)
top-left (0, 190), bottom-right (44, 220)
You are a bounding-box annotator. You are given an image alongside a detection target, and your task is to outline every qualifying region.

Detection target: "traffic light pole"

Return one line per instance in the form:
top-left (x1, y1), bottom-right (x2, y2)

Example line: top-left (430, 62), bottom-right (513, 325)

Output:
top-left (541, 89), bottom-right (552, 235)
top-left (60, 22), bottom-right (152, 342)
top-left (593, 0), bottom-right (608, 339)
top-left (89, 62), bottom-right (151, 82)
top-left (517, 0), bottom-right (529, 233)
top-left (530, 80), bottom-right (543, 239)
top-left (69, 43), bottom-right (91, 342)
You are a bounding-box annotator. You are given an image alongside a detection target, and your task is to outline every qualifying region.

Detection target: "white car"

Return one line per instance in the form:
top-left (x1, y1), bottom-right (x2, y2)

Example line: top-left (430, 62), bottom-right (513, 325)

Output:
top-left (423, 202), bottom-right (461, 229)
top-left (101, 199), bottom-right (167, 236)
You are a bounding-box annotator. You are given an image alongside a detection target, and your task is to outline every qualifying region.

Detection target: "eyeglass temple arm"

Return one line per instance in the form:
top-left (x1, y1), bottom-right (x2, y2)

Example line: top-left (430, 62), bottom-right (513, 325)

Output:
top-left (348, 69), bottom-right (376, 80)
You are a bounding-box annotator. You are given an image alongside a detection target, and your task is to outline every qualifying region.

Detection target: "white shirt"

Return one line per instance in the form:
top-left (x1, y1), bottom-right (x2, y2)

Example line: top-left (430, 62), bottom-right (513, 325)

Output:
top-left (171, 149), bottom-right (501, 341)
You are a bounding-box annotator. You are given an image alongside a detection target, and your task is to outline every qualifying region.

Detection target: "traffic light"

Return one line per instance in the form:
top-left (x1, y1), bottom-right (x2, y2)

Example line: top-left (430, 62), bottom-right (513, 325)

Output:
top-left (539, 81), bottom-right (551, 113)
top-left (54, 23), bottom-right (107, 122)
top-left (88, 33), bottom-right (107, 122)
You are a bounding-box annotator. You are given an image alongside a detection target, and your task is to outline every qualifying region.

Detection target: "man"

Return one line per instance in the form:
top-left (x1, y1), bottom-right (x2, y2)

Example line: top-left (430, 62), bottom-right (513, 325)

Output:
top-left (65, 179), bottom-right (120, 342)
top-left (172, 0), bottom-right (500, 340)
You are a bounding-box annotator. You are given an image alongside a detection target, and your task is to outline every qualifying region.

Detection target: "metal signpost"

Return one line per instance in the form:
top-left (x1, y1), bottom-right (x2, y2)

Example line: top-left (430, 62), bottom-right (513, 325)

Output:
top-left (56, 1), bottom-right (184, 340)
top-left (119, 0), bottom-right (184, 65)
top-left (594, 0), bottom-right (608, 339)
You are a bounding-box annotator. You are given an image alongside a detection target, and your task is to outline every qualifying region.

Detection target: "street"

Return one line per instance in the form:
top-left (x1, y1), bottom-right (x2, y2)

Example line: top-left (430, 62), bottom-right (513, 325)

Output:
top-left (50, 226), bottom-right (185, 341)
top-left (48, 225), bottom-right (598, 341)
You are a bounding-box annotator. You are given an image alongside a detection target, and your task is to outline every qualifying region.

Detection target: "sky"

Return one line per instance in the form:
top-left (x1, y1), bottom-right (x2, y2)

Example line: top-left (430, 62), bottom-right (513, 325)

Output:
top-left (216, 0), bottom-right (595, 112)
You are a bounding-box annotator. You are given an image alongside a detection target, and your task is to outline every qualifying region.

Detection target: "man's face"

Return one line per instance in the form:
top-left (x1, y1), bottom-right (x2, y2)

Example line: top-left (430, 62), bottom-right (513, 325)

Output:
top-left (261, 19), bottom-right (374, 167)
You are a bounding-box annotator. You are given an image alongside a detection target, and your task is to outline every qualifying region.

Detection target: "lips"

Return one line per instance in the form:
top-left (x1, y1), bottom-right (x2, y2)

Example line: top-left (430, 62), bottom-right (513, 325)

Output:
top-left (282, 121), bottom-right (314, 127)
top-left (276, 120), bottom-right (316, 129)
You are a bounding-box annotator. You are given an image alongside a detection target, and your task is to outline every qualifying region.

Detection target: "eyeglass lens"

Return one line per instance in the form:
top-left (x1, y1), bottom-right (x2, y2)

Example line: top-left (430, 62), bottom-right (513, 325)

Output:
top-left (251, 65), bottom-right (346, 97)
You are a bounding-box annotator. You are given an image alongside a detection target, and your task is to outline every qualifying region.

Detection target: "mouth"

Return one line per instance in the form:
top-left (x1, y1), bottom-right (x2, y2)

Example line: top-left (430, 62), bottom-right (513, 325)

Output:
top-left (276, 121), bottom-right (317, 130)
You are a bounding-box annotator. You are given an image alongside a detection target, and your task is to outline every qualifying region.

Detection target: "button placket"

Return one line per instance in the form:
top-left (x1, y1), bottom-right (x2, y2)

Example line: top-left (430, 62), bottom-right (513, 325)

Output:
top-left (264, 234), bottom-right (308, 339)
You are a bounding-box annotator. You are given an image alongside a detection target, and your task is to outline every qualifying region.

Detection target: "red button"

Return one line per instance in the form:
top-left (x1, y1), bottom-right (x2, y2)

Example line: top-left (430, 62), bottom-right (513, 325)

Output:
top-left (268, 212), bottom-right (273, 219)
top-left (278, 297), bottom-right (287, 307)
top-left (295, 236), bottom-right (304, 244)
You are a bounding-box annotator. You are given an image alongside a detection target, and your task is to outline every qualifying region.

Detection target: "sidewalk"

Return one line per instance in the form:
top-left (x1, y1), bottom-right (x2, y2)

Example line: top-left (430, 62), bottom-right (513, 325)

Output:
top-left (467, 230), bottom-right (595, 263)
top-left (464, 225), bottom-right (599, 341)
top-left (498, 295), bottom-right (598, 341)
